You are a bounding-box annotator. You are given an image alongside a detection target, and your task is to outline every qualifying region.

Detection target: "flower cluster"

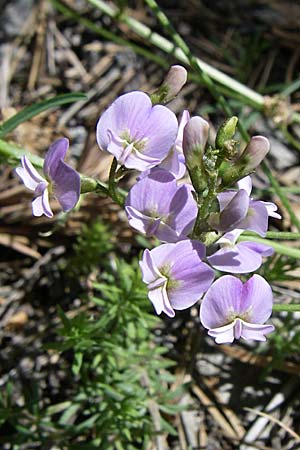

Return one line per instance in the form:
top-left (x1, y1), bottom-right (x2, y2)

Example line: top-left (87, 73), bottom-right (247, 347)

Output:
top-left (17, 66), bottom-right (280, 344)
top-left (94, 73), bottom-right (279, 344)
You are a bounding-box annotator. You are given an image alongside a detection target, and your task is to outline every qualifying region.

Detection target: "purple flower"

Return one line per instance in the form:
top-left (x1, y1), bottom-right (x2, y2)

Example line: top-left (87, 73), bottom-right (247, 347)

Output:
top-left (200, 274), bottom-right (275, 344)
top-left (211, 176), bottom-right (281, 236)
top-left (125, 168), bottom-right (197, 242)
top-left (140, 240), bottom-right (215, 317)
top-left (159, 110), bottom-right (190, 179)
top-left (16, 138), bottom-right (80, 218)
top-left (96, 91), bottom-right (178, 171)
top-left (207, 229), bottom-right (274, 274)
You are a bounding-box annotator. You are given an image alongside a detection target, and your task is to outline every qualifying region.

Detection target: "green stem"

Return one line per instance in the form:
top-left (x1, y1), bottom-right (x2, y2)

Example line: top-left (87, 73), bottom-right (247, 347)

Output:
top-left (256, 186), bottom-right (300, 195)
top-left (279, 124), bottom-right (300, 151)
top-left (108, 157), bottom-right (124, 206)
top-left (195, 181), bottom-right (217, 235)
top-left (243, 231), bottom-right (300, 240)
top-left (0, 139), bottom-right (44, 168)
top-left (86, 0), bottom-right (264, 110)
top-left (51, 0), bottom-right (168, 69)
top-left (273, 304), bottom-right (300, 312)
top-left (238, 235), bottom-right (300, 259)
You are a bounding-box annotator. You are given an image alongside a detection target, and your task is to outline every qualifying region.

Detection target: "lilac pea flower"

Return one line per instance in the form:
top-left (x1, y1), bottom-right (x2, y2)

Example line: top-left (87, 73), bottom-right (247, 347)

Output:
top-left (16, 138), bottom-right (80, 218)
top-left (96, 91), bottom-right (178, 172)
top-left (200, 274), bottom-right (275, 344)
top-left (140, 240), bottom-right (215, 317)
top-left (207, 229), bottom-right (274, 274)
top-left (159, 110), bottom-right (190, 179)
top-left (214, 176), bottom-right (280, 236)
top-left (125, 168), bottom-right (197, 243)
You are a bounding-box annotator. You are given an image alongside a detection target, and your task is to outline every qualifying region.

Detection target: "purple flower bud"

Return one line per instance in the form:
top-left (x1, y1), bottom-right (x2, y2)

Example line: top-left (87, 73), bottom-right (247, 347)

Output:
top-left (163, 65), bottom-right (187, 102)
top-left (207, 229), bottom-right (274, 274)
top-left (96, 91), bottom-right (178, 171)
top-left (16, 138), bottom-right (80, 218)
top-left (182, 116), bottom-right (209, 167)
top-left (140, 240), bottom-right (215, 317)
top-left (200, 274), bottom-right (275, 344)
top-left (240, 136), bottom-right (270, 171)
top-left (125, 168), bottom-right (197, 242)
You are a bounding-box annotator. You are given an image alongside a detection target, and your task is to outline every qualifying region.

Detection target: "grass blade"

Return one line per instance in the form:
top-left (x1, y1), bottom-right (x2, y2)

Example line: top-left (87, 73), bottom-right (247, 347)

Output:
top-left (0, 93), bottom-right (87, 138)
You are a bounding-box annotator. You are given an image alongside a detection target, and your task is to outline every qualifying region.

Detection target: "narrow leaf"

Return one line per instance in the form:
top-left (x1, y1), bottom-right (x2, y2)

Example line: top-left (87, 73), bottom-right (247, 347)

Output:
top-left (0, 93), bottom-right (87, 138)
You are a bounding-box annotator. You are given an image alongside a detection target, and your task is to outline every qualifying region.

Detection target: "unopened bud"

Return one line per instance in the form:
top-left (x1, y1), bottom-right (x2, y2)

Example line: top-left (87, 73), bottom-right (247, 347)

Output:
top-left (216, 116), bottom-right (238, 149)
top-left (240, 135), bottom-right (270, 171)
top-left (220, 135), bottom-right (270, 189)
top-left (163, 65), bottom-right (187, 102)
top-left (183, 116), bottom-right (209, 193)
top-left (151, 65), bottom-right (188, 105)
top-left (183, 116), bottom-right (209, 164)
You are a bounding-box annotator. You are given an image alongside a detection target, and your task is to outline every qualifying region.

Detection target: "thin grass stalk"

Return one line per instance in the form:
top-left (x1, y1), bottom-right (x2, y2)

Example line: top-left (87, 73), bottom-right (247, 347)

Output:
top-left (50, 0), bottom-right (169, 68)
top-left (86, 0), bottom-right (265, 110)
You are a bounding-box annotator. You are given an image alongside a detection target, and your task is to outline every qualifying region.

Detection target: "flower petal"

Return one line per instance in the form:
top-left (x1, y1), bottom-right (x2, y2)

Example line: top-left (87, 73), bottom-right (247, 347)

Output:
top-left (41, 189), bottom-right (54, 218)
top-left (208, 241), bottom-right (273, 274)
top-left (125, 206), bottom-right (162, 237)
top-left (141, 104), bottom-right (178, 160)
top-left (240, 321), bottom-right (274, 341)
top-left (16, 155), bottom-right (45, 190)
top-left (260, 201), bottom-right (282, 220)
top-left (139, 249), bottom-right (164, 284)
top-left (148, 283), bottom-right (175, 318)
top-left (240, 241), bottom-right (274, 257)
top-left (96, 91), bottom-right (153, 151)
top-left (159, 147), bottom-right (185, 179)
top-left (241, 274), bottom-right (273, 323)
top-left (168, 184), bottom-right (197, 236)
top-left (139, 248), bottom-right (174, 317)
top-left (52, 160), bottom-right (81, 211)
top-left (159, 110), bottom-right (190, 179)
top-left (216, 189), bottom-right (250, 232)
top-left (217, 190), bottom-right (236, 212)
top-left (207, 322), bottom-right (235, 344)
top-left (237, 176), bottom-right (252, 195)
top-left (200, 275), bottom-right (243, 329)
top-left (126, 168), bottom-right (176, 214)
top-left (167, 240), bottom-right (214, 309)
top-left (238, 200), bottom-right (269, 236)
top-left (43, 138), bottom-right (69, 179)
top-left (32, 195), bottom-right (44, 216)
top-left (32, 191), bottom-right (53, 218)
